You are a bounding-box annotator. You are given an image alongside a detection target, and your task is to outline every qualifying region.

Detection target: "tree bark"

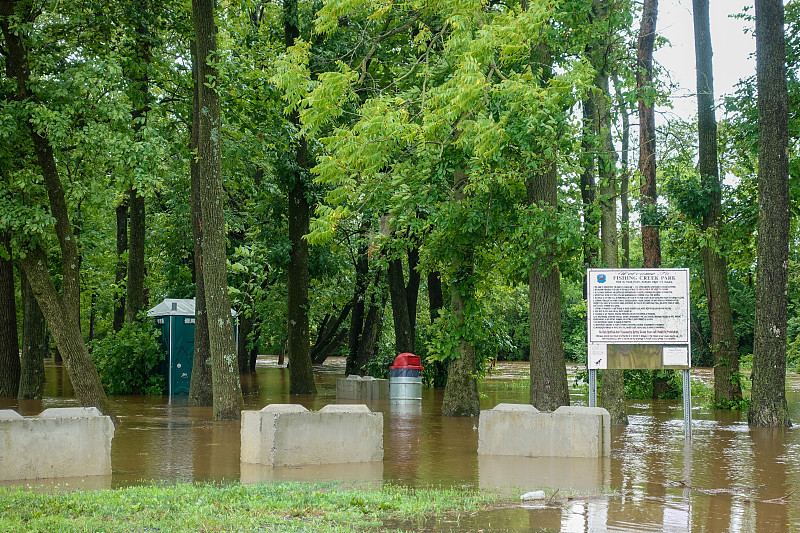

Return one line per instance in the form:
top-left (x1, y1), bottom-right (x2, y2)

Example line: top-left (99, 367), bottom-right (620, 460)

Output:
top-left (749, 0), bottom-right (791, 427)
top-left (311, 303), bottom-right (352, 364)
top-left (192, 0), bottom-right (243, 419)
top-left (22, 247), bottom-right (112, 417)
top-left (441, 170), bottom-right (480, 417)
top-left (113, 194), bottom-right (128, 332)
top-left (237, 307), bottom-right (254, 374)
top-left (188, 39), bottom-right (213, 407)
top-left (356, 278), bottom-right (386, 373)
top-left (528, 161), bottom-right (570, 411)
top-left (405, 245), bottom-right (421, 342)
top-left (595, 71), bottom-right (628, 425)
top-left (19, 265), bottom-right (46, 399)
top-left (346, 241), bottom-right (370, 375)
top-left (638, 0), bottom-right (661, 269)
top-left (442, 283), bottom-right (480, 416)
top-left (125, 189), bottom-right (146, 322)
top-left (388, 257), bottom-right (414, 354)
top-left (1, 2), bottom-right (111, 417)
top-left (283, 0), bottom-right (316, 394)
top-left (0, 233), bottom-right (20, 397)
top-left (580, 97), bottom-right (599, 298)
top-left (426, 270), bottom-right (448, 387)
top-left (526, 44), bottom-right (569, 412)
top-left (428, 271), bottom-right (444, 322)
top-left (692, 0), bottom-right (742, 406)
top-left (124, 0), bottom-right (152, 324)
top-left (612, 74), bottom-right (631, 269)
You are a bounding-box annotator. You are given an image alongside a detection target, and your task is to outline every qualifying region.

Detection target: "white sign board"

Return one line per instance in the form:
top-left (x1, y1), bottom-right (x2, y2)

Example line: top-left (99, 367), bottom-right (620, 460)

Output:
top-left (588, 268), bottom-right (690, 343)
top-left (587, 268), bottom-right (690, 370)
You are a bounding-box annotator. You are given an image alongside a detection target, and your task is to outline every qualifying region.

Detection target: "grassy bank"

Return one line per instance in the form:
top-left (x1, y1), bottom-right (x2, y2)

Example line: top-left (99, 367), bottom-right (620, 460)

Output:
top-left (0, 482), bottom-right (498, 532)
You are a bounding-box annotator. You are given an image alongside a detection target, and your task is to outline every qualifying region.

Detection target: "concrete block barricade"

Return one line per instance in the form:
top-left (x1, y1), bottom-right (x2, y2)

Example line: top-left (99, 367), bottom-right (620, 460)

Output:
top-left (478, 404), bottom-right (610, 458)
top-left (241, 404), bottom-right (383, 467)
top-left (336, 375), bottom-right (389, 401)
top-left (0, 407), bottom-right (115, 481)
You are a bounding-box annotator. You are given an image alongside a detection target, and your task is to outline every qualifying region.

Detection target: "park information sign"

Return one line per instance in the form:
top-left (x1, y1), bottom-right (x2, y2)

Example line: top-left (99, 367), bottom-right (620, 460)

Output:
top-left (587, 268), bottom-right (691, 370)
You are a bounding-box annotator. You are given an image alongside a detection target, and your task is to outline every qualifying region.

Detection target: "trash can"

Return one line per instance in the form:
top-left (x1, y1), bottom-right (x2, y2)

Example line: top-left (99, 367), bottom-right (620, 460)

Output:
top-left (389, 353), bottom-right (423, 403)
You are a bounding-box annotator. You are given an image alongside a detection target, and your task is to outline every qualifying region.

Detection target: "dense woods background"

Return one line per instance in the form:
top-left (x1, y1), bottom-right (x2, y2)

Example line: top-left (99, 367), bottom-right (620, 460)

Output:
top-left (0, 0), bottom-right (797, 425)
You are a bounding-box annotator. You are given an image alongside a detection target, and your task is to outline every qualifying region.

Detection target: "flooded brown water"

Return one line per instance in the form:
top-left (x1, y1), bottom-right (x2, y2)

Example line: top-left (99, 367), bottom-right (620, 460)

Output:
top-left (3, 357), bottom-right (800, 532)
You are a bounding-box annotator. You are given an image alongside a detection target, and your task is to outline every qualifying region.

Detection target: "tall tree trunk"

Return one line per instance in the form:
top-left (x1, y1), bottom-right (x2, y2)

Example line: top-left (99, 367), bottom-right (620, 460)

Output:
top-left (352, 267), bottom-right (387, 375)
top-left (1, 3), bottom-right (111, 417)
top-left (405, 245), bottom-right (421, 343)
top-left (88, 292), bottom-right (97, 343)
top-left (749, 0), bottom-right (790, 427)
top-left (596, 72), bottom-right (628, 426)
top-left (0, 233), bottom-right (20, 396)
top-left (528, 161), bottom-right (570, 411)
top-left (192, 0), bottom-right (243, 419)
top-left (126, 189), bottom-right (146, 322)
top-left (442, 283), bottom-right (480, 416)
top-left (113, 194), bottom-right (128, 332)
top-left (237, 305), bottom-right (254, 374)
top-left (441, 170), bottom-right (479, 417)
top-left (638, 0), bottom-right (661, 269)
top-left (426, 270), bottom-right (448, 387)
top-left (188, 39), bottom-right (213, 407)
top-left (283, 0), bottom-right (316, 394)
top-left (428, 271), bottom-right (444, 322)
top-left (580, 97), bottom-right (599, 298)
top-left (527, 44), bottom-right (569, 412)
top-left (346, 242), bottom-right (369, 375)
top-left (692, 0), bottom-right (742, 406)
top-left (19, 266), bottom-right (46, 399)
top-left (388, 257), bottom-right (414, 354)
top-left (22, 248), bottom-right (112, 417)
top-left (612, 74), bottom-right (631, 269)
top-left (124, 1), bottom-right (151, 324)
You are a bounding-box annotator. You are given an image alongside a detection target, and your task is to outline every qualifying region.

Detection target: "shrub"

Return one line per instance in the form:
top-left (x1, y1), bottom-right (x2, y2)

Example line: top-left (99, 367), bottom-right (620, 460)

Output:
top-left (91, 320), bottom-right (165, 395)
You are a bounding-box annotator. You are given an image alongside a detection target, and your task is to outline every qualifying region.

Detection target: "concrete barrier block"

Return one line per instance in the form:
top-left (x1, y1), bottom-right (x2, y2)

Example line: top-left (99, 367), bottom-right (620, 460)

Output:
top-left (241, 404), bottom-right (383, 467)
top-left (39, 407), bottom-right (102, 418)
top-left (261, 404), bottom-right (308, 413)
top-left (0, 410), bottom-right (23, 420)
top-left (0, 408), bottom-right (115, 481)
top-left (492, 403), bottom-right (539, 413)
top-left (336, 376), bottom-right (389, 401)
top-left (319, 404), bottom-right (370, 413)
top-left (478, 404), bottom-right (610, 458)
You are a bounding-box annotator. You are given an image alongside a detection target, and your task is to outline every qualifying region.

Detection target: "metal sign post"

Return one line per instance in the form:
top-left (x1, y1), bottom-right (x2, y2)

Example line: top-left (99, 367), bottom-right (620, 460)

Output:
top-left (586, 268), bottom-right (692, 438)
top-left (683, 368), bottom-right (692, 439)
top-left (589, 369), bottom-right (597, 407)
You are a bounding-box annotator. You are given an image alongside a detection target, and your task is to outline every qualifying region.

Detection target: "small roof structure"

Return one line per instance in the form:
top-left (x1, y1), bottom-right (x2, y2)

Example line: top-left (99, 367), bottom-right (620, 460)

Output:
top-left (147, 298), bottom-right (237, 317)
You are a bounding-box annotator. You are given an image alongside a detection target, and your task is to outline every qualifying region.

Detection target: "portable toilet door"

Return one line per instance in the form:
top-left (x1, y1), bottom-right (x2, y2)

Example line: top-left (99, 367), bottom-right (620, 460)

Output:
top-left (170, 312), bottom-right (195, 395)
top-left (147, 298), bottom-right (238, 397)
top-left (148, 299), bottom-right (196, 396)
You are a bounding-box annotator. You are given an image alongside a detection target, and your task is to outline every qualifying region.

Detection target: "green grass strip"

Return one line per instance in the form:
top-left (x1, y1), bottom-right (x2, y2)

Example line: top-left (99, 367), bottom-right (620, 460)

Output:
top-left (0, 482), bottom-right (498, 532)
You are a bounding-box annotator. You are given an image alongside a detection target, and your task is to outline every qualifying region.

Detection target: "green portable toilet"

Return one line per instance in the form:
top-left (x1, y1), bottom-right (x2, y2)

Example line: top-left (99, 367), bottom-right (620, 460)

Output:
top-left (147, 298), bottom-right (238, 396)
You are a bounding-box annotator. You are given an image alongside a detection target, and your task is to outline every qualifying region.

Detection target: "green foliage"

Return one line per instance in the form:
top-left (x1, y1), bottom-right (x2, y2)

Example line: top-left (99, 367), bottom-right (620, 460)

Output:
top-left (363, 353), bottom-right (394, 380)
top-left (91, 320), bottom-right (165, 395)
top-left (561, 280), bottom-right (587, 363)
top-left (786, 316), bottom-right (800, 372)
top-left (662, 164), bottom-right (719, 226)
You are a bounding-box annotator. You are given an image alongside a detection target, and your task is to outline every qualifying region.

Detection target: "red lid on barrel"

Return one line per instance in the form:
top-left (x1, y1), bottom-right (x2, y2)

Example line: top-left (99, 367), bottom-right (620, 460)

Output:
top-left (390, 352), bottom-right (423, 370)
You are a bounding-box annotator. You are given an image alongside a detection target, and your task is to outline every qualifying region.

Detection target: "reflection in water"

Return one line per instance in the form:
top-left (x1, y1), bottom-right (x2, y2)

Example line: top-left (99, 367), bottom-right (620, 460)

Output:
top-left (478, 455), bottom-right (610, 493)
top-left (240, 461), bottom-right (383, 485)
top-left (2, 358), bottom-right (800, 531)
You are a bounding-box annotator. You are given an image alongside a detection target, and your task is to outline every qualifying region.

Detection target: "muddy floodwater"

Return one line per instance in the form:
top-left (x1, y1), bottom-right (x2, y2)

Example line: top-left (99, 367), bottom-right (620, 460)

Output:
top-left (3, 356), bottom-right (800, 532)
